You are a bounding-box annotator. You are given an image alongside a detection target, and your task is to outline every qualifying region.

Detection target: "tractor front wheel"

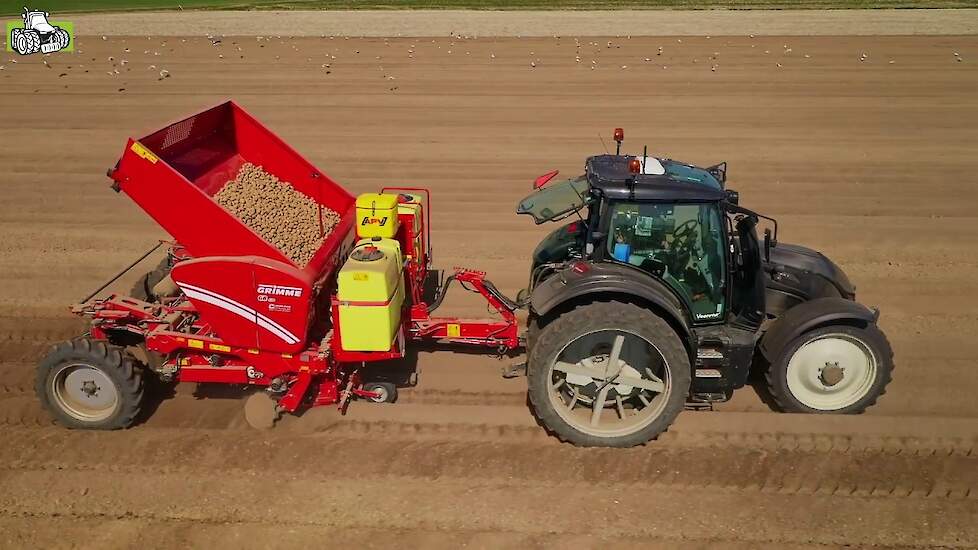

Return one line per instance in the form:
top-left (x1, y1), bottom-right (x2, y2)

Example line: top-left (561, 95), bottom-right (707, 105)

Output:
top-left (53, 28), bottom-right (69, 50)
top-left (23, 30), bottom-right (41, 54)
top-left (766, 324), bottom-right (893, 414)
top-left (527, 301), bottom-right (690, 447)
top-left (36, 338), bottom-right (144, 429)
top-left (11, 29), bottom-right (31, 55)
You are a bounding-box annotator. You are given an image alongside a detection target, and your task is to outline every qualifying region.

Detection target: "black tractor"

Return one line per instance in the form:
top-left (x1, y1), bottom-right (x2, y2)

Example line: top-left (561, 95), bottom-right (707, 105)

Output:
top-left (517, 129), bottom-right (893, 447)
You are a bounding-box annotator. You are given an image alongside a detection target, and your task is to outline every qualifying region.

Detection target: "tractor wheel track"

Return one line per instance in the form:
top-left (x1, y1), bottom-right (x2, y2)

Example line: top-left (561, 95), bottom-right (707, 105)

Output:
top-left (1, 435), bottom-right (978, 547)
top-left (3, 426), bottom-right (978, 501)
top-left (3, 390), bottom-right (977, 455)
top-left (0, 516), bottom-right (896, 550)
top-left (3, 389), bottom-right (978, 457)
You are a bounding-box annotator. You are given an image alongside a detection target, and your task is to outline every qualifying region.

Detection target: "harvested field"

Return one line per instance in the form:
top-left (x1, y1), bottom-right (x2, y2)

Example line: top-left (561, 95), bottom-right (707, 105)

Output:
top-left (214, 163), bottom-right (341, 266)
top-left (1, 13), bottom-right (977, 548)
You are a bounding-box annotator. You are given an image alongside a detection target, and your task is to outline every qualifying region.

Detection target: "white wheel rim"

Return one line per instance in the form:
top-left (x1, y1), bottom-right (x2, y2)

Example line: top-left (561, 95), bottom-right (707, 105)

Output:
top-left (547, 329), bottom-right (672, 438)
top-left (51, 363), bottom-right (120, 422)
top-left (786, 332), bottom-right (877, 411)
top-left (371, 386), bottom-right (388, 402)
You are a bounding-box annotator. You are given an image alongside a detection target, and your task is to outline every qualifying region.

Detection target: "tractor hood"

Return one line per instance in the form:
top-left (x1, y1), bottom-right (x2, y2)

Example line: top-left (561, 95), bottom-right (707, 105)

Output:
top-left (765, 243), bottom-right (856, 300)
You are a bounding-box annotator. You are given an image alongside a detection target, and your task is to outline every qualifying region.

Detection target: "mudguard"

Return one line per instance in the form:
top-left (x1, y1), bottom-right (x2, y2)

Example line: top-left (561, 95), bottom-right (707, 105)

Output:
top-left (530, 262), bottom-right (692, 342)
top-left (759, 297), bottom-right (879, 361)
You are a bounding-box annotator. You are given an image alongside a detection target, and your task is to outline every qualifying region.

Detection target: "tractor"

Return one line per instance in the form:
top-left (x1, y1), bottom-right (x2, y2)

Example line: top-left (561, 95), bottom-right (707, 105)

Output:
top-left (516, 129), bottom-right (893, 447)
top-left (10, 7), bottom-right (69, 56)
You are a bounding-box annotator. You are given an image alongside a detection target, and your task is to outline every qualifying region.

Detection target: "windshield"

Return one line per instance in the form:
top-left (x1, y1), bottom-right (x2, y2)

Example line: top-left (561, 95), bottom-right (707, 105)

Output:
top-left (516, 176), bottom-right (589, 224)
top-left (661, 160), bottom-right (722, 190)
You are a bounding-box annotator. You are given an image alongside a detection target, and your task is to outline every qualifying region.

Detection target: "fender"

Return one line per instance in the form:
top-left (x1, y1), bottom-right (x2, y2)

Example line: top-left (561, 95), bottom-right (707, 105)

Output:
top-left (759, 297), bottom-right (880, 361)
top-left (530, 262), bottom-right (692, 342)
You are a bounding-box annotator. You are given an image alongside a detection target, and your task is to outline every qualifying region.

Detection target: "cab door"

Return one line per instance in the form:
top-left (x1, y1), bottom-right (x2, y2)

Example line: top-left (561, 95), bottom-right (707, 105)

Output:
top-left (604, 201), bottom-right (727, 324)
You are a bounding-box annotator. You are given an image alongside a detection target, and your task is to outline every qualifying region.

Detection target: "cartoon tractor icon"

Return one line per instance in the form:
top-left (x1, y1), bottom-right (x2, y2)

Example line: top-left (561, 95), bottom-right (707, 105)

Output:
top-left (10, 7), bottom-right (70, 55)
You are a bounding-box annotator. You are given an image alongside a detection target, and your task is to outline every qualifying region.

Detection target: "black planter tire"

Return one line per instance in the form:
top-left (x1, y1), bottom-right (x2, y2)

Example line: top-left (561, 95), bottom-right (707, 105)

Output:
top-left (36, 338), bottom-right (143, 429)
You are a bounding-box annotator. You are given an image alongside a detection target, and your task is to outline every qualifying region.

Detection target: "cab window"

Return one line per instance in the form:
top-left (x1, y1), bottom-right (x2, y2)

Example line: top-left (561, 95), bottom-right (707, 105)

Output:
top-left (606, 202), bottom-right (726, 322)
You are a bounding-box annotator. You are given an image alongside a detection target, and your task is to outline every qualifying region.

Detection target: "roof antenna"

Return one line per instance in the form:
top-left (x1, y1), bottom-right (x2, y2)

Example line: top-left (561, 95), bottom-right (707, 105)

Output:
top-left (598, 133), bottom-right (609, 154)
top-left (642, 145), bottom-right (648, 175)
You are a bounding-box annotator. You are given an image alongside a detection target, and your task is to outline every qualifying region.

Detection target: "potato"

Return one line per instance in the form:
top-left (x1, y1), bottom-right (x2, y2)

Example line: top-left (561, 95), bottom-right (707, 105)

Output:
top-left (214, 162), bottom-right (342, 266)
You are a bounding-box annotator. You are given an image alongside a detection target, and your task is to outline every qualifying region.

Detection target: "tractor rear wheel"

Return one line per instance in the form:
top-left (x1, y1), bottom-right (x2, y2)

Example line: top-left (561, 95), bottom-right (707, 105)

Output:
top-left (765, 324), bottom-right (893, 414)
top-left (527, 301), bottom-right (690, 447)
top-left (36, 338), bottom-right (143, 429)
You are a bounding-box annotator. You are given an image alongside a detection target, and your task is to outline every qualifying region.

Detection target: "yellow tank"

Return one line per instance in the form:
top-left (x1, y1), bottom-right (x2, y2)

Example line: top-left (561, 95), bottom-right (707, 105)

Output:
top-left (356, 193), bottom-right (400, 239)
top-left (337, 239), bottom-right (405, 351)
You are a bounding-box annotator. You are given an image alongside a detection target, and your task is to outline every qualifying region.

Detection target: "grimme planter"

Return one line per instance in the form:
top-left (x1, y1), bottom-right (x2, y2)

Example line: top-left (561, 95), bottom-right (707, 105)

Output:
top-left (39, 101), bottom-right (519, 430)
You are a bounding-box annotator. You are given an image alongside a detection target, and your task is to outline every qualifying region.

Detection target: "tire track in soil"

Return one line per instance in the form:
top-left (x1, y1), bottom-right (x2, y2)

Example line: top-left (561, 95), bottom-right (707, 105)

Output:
top-left (3, 426), bottom-right (977, 500)
top-left (0, 517), bottom-right (857, 550)
top-left (0, 470), bottom-right (975, 547)
top-left (5, 379), bottom-right (978, 458)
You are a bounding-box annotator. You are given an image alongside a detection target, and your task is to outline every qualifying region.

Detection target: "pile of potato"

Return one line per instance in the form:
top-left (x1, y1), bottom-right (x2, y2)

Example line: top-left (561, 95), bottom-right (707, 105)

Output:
top-left (215, 163), bottom-right (342, 266)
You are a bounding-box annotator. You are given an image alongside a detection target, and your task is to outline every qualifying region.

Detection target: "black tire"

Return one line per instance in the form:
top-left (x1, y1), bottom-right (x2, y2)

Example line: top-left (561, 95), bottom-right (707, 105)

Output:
top-left (765, 324), bottom-right (893, 414)
top-left (24, 30), bottom-right (40, 54)
top-left (10, 29), bottom-right (23, 55)
top-left (36, 338), bottom-right (143, 429)
top-left (527, 301), bottom-right (691, 447)
top-left (130, 258), bottom-right (171, 302)
top-left (13, 31), bottom-right (29, 55)
top-left (53, 28), bottom-right (69, 50)
top-left (525, 313), bottom-right (542, 352)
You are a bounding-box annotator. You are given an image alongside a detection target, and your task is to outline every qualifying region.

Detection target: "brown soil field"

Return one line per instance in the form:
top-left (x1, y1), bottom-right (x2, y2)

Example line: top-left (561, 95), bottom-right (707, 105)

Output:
top-left (2, 29), bottom-right (978, 547)
top-left (67, 9), bottom-right (978, 37)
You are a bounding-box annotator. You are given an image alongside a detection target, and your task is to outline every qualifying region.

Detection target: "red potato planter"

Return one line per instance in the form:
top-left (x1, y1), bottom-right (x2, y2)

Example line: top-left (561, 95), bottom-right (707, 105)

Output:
top-left (37, 101), bottom-right (520, 431)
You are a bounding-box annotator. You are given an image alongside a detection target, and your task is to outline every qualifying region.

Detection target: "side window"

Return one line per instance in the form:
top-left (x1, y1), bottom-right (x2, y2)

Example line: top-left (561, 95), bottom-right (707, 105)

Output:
top-left (607, 202), bottom-right (726, 322)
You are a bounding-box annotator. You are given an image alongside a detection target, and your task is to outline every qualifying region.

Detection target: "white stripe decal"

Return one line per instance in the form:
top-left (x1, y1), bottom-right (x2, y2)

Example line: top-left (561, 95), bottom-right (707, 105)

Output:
top-left (180, 283), bottom-right (300, 345)
top-left (179, 282), bottom-right (299, 342)
top-left (176, 282), bottom-right (300, 345)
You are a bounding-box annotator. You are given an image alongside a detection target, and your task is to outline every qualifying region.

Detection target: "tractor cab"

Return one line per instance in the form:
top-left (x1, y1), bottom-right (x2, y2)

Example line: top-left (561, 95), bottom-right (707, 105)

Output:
top-left (518, 144), bottom-right (763, 331)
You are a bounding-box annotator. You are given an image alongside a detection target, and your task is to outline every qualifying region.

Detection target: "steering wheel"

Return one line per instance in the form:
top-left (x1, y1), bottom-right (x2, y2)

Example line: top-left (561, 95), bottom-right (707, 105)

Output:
top-left (671, 219), bottom-right (698, 250)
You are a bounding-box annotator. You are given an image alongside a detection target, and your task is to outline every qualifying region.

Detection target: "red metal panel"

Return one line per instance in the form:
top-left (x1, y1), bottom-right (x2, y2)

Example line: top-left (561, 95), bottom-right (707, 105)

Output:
top-left (110, 101), bottom-right (356, 282)
top-left (171, 256), bottom-right (314, 352)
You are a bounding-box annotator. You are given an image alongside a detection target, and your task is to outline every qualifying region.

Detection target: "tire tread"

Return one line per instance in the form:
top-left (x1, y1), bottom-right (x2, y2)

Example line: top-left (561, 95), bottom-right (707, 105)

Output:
top-left (527, 300), bottom-right (690, 447)
top-left (35, 337), bottom-right (143, 430)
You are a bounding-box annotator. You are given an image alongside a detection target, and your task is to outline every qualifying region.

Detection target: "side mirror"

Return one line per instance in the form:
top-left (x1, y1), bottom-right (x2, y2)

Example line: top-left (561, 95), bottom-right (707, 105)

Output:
top-left (725, 189), bottom-right (739, 205)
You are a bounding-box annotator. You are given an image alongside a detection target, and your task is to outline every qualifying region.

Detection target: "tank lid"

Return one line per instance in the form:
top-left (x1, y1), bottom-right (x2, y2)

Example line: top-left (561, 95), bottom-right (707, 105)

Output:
top-left (351, 245), bottom-right (384, 262)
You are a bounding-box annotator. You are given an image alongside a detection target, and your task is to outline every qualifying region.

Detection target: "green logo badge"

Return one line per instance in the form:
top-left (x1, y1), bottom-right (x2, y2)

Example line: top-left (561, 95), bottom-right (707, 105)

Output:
top-left (7, 7), bottom-right (73, 55)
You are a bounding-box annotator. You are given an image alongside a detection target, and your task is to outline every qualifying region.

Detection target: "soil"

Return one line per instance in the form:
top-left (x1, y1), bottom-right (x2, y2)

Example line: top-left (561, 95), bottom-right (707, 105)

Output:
top-left (67, 8), bottom-right (978, 37)
top-left (1, 21), bottom-right (977, 548)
